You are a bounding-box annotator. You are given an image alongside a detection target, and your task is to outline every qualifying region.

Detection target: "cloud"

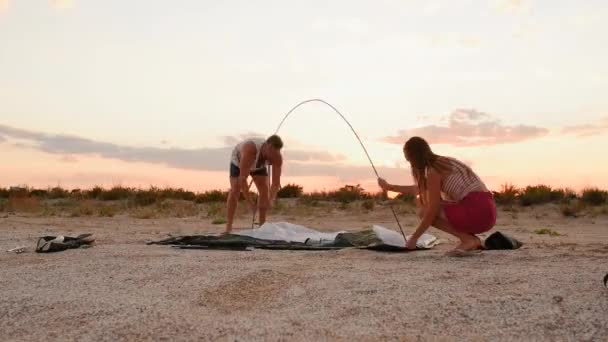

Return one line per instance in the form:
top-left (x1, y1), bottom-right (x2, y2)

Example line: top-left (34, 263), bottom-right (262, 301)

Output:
top-left (561, 118), bottom-right (608, 137)
top-left (49, 0), bottom-right (75, 10)
top-left (497, 0), bottom-right (530, 14)
top-left (382, 109), bottom-right (549, 147)
top-left (221, 133), bottom-right (346, 162)
top-left (428, 33), bottom-right (482, 49)
top-left (0, 135), bottom-right (6, 143)
top-left (0, 124), bottom-right (360, 177)
top-left (0, 0), bottom-right (9, 13)
top-left (59, 155), bottom-right (79, 163)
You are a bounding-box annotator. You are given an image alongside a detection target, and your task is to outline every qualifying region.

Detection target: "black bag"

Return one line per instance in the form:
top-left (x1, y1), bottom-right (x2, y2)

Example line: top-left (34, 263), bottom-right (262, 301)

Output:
top-left (35, 234), bottom-right (95, 253)
top-left (483, 231), bottom-right (523, 250)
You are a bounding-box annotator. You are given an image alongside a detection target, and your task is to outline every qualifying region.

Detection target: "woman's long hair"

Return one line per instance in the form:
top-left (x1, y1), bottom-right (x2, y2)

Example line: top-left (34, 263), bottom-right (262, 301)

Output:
top-left (404, 137), bottom-right (453, 203)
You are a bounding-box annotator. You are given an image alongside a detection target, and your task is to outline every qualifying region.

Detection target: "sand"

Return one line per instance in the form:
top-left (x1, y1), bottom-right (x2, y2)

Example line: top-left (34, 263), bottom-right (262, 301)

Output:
top-left (1, 204), bottom-right (607, 341)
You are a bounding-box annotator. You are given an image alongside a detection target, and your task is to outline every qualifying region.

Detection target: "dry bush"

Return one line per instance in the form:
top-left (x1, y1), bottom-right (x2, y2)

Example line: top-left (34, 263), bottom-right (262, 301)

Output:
top-left (560, 200), bottom-right (585, 218)
top-left (70, 200), bottom-right (95, 217)
top-left (361, 199), bottom-right (375, 211)
top-left (98, 205), bottom-right (117, 217)
top-left (131, 207), bottom-right (156, 219)
top-left (163, 200), bottom-right (199, 218)
top-left (534, 228), bottom-right (563, 237)
top-left (6, 196), bottom-right (41, 213)
top-left (493, 183), bottom-right (519, 206)
top-left (581, 188), bottom-right (608, 206)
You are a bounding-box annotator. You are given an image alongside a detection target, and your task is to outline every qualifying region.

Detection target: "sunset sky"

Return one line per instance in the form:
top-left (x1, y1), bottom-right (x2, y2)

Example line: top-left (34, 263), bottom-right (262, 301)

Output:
top-left (1, 0), bottom-right (607, 192)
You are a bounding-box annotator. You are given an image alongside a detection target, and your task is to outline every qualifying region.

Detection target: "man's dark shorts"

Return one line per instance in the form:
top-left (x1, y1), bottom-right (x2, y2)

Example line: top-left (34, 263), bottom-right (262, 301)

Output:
top-left (229, 164), bottom-right (268, 178)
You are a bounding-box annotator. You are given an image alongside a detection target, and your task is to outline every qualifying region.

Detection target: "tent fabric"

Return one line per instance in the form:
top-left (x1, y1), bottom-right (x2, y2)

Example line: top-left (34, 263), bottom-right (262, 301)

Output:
top-left (149, 222), bottom-right (440, 251)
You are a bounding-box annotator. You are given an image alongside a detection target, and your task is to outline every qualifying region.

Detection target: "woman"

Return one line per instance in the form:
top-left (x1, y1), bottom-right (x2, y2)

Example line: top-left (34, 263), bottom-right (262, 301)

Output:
top-left (378, 137), bottom-right (496, 255)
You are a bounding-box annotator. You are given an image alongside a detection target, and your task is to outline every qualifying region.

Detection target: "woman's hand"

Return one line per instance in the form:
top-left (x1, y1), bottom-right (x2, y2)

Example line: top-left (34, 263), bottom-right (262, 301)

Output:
top-left (405, 237), bottom-right (418, 250)
top-left (377, 178), bottom-right (390, 192)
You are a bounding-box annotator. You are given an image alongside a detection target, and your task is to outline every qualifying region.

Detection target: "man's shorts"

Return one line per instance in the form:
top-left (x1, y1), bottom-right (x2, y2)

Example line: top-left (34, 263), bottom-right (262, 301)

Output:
top-left (229, 163), bottom-right (268, 178)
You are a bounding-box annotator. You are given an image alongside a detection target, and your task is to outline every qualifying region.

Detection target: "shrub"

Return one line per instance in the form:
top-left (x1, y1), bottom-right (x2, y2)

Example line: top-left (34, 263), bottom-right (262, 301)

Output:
top-left (212, 217), bottom-right (227, 225)
top-left (87, 186), bottom-right (104, 199)
top-left (48, 187), bottom-right (70, 199)
top-left (534, 228), bottom-right (562, 237)
top-left (519, 185), bottom-right (553, 206)
top-left (551, 188), bottom-right (577, 203)
top-left (395, 193), bottom-right (416, 204)
top-left (0, 188), bottom-right (9, 199)
top-left (297, 196), bottom-right (320, 207)
top-left (98, 206), bottom-right (116, 217)
top-left (196, 190), bottom-right (229, 203)
top-left (494, 183), bottom-right (519, 206)
top-left (99, 186), bottom-right (132, 201)
top-left (277, 183), bottom-right (303, 198)
top-left (6, 196), bottom-right (40, 213)
top-left (30, 189), bottom-right (49, 198)
top-left (581, 188), bottom-right (607, 206)
top-left (560, 200), bottom-right (585, 217)
top-left (332, 184), bottom-right (369, 203)
top-left (134, 187), bottom-right (160, 206)
top-left (361, 199), bottom-right (375, 211)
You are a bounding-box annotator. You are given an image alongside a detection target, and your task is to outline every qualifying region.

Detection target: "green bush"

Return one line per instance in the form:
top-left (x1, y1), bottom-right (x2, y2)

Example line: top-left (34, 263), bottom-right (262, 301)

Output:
top-left (519, 185), bottom-right (553, 206)
top-left (87, 186), bottom-right (104, 199)
top-left (560, 200), bottom-right (584, 217)
top-left (48, 187), bottom-right (70, 199)
top-left (196, 190), bottom-right (229, 203)
top-left (99, 186), bottom-right (133, 201)
top-left (361, 199), bottom-right (375, 211)
top-left (333, 184), bottom-right (369, 203)
top-left (494, 183), bottom-right (519, 205)
top-left (581, 188), bottom-right (607, 206)
top-left (277, 183), bottom-right (303, 198)
top-left (551, 188), bottom-right (577, 203)
top-left (134, 187), bottom-right (160, 206)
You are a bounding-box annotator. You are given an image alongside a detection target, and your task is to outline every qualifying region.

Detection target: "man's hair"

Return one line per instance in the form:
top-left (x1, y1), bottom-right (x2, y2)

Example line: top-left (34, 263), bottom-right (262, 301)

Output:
top-left (266, 135), bottom-right (283, 150)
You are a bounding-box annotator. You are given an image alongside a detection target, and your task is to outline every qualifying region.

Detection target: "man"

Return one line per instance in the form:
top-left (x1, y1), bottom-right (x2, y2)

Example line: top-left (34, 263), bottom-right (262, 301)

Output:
top-left (225, 135), bottom-right (283, 233)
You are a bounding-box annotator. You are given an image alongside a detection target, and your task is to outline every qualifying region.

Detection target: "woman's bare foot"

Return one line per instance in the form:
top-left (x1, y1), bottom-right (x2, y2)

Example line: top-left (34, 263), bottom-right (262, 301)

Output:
top-left (456, 234), bottom-right (481, 251)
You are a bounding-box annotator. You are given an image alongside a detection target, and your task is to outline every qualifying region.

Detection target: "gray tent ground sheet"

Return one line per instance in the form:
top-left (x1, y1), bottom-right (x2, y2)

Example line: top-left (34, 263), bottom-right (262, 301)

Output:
top-left (149, 222), bottom-right (440, 251)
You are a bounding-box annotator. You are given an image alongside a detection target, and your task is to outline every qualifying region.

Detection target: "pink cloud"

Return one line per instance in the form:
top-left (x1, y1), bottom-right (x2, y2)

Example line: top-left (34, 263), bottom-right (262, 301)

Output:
top-left (0, 0), bottom-right (9, 13)
top-left (382, 109), bottom-right (549, 147)
top-left (561, 118), bottom-right (608, 137)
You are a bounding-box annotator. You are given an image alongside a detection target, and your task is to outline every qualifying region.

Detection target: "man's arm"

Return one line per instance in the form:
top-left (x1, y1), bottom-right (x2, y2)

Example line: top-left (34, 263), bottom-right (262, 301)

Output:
top-left (237, 143), bottom-right (257, 204)
top-left (269, 156), bottom-right (283, 203)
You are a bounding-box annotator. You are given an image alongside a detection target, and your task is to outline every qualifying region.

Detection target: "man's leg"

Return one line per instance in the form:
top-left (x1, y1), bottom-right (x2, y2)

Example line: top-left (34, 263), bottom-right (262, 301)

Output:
top-left (252, 175), bottom-right (270, 226)
top-left (225, 177), bottom-right (240, 233)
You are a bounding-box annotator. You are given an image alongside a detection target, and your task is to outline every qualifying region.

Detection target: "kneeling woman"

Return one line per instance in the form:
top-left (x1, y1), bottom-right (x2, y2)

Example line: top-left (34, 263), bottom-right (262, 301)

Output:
top-left (378, 137), bottom-right (496, 254)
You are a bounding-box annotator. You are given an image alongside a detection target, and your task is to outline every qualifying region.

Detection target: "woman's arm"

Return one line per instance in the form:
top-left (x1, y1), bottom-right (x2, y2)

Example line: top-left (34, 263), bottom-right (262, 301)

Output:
top-left (378, 178), bottom-right (417, 195)
top-left (410, 168), bottom-right (442, 240)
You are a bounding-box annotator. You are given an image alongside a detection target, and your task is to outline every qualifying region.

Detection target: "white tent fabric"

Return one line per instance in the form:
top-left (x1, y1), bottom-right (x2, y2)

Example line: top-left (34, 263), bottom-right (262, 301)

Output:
top-left (234, 222), bottom-right (440, 249)
top-left (234, 222), bottom-right (342, 244)
top-left (372, 225), bottom-right (440, 249)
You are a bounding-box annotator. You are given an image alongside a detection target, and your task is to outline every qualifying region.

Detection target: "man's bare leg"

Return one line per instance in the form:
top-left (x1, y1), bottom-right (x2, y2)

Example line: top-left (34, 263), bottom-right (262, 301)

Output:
top-left (252, 175), bottom-right (270, 226)
top-left (225, 177), bottom-right (240, 233)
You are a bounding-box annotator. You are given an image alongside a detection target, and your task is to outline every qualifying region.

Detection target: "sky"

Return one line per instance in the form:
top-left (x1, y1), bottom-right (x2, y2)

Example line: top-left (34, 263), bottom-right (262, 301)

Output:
top-left (1, 0), bottom-right (607, 192)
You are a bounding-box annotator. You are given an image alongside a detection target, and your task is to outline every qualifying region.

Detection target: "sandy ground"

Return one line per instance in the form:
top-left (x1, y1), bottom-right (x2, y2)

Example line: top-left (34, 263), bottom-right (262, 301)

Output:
top-left (1, 203), bottom-right (607, 341)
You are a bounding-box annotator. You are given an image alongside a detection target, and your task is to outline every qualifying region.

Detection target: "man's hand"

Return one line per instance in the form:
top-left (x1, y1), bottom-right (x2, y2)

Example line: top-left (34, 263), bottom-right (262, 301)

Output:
top-left (247, 195), bottom-right (257, 213)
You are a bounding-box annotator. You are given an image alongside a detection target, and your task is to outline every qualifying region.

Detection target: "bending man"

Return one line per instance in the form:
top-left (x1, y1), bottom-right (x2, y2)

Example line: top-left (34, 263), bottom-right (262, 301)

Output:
top-left (225, 135), bottom-right (283, 233)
